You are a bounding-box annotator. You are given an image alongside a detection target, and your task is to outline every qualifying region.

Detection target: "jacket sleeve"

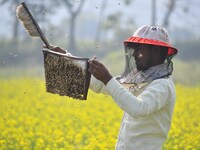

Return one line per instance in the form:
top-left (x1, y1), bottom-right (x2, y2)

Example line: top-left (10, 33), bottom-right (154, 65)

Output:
top-left (89, 75), bottom-right (109, 95)
top-left (105, 77), bottom-right (175, 118)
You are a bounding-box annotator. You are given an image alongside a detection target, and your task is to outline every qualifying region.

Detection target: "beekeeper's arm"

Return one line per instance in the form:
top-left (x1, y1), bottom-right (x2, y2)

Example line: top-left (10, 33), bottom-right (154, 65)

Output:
top-left (89, 75), bottom-right (110, 94)
top-left (88, 59), bottom-right (173, 118)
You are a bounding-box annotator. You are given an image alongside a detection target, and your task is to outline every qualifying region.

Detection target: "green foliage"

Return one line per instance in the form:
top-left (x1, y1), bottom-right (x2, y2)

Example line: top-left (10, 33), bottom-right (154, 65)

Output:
top-left (0, 39), bottom-right (200, 85)
top-left (173, 59), bottom-right (200, 86)
top-left (102, 49), bottom-right (125, 76)
top-left (123, 0), bottom-right (134, 5)
top-left (0, 38), bottom-right (43, 67)
top-left (175, 39), bottom-right (200, 61)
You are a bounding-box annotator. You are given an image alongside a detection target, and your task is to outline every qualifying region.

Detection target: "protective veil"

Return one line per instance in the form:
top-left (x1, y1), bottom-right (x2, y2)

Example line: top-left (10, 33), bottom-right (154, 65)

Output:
top-left (118, 45), bottom-right (173, 85)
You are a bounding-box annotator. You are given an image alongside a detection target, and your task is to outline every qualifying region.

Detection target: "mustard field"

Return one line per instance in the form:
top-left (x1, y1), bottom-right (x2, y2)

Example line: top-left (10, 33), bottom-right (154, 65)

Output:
top-left (0, 78), bottom-right (200, 150)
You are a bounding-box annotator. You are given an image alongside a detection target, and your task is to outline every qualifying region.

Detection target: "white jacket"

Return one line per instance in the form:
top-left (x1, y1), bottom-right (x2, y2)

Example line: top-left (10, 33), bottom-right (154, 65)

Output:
top-left (90, 76), bottom-right (176, 150)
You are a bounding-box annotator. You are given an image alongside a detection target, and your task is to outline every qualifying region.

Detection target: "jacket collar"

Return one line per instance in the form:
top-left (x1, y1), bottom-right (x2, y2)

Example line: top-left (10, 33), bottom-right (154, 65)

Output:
top-left (120, 63), bottom-right (172, 84)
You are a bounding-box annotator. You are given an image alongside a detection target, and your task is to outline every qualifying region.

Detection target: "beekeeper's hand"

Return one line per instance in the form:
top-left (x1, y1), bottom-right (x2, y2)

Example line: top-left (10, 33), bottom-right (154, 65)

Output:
top-left (89, 58), bottom-right (112, 85)
top-left (43, 44), bottom-right (68, 54)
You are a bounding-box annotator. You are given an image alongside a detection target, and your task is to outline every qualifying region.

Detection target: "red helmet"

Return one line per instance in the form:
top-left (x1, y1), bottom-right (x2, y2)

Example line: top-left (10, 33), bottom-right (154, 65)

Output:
top-left (124, 25), bottom-right (178, 56)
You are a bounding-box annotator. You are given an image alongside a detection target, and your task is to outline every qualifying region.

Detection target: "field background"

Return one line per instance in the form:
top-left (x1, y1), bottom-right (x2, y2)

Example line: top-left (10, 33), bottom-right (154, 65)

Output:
top-left (1, 0), bottom-right (200, 149)
top-left (1, 39), bottom-right (200, 150)
top-left (1, 78), bottom-right (200, 150)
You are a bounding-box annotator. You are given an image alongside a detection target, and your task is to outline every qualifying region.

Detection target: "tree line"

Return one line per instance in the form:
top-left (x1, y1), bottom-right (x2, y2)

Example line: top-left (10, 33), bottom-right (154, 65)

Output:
top-left (1, 0), bottom-right (198, 53)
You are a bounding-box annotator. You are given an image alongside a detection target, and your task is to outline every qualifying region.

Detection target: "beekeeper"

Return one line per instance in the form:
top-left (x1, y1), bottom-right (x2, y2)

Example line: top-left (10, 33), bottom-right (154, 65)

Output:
top-left (46, 25), bottom-right (178, 150)
top-left (88, 25), bottom-right (178, 150)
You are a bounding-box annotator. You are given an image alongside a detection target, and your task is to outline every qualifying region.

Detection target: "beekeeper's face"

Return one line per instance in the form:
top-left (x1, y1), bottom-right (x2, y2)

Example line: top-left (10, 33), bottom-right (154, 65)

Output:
top-left (132, 44), bottom-right (153, 71)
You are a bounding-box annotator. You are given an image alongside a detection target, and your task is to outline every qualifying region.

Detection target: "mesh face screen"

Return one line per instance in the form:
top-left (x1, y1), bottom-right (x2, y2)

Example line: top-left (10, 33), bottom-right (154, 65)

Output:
top-left (120, 46), bottom-right (137, 81)
top-left (43, 50), bottom-right (91, 100)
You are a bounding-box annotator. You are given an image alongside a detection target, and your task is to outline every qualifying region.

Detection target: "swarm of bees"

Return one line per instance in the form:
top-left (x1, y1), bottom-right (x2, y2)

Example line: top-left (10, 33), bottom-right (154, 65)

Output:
top-left (43, 50), bottom-right (91, 100)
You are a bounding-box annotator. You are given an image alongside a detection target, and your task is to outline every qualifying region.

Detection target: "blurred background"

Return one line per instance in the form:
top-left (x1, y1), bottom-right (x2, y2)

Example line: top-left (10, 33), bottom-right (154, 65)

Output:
top-left (0, 0), bottom-right (200, 85)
